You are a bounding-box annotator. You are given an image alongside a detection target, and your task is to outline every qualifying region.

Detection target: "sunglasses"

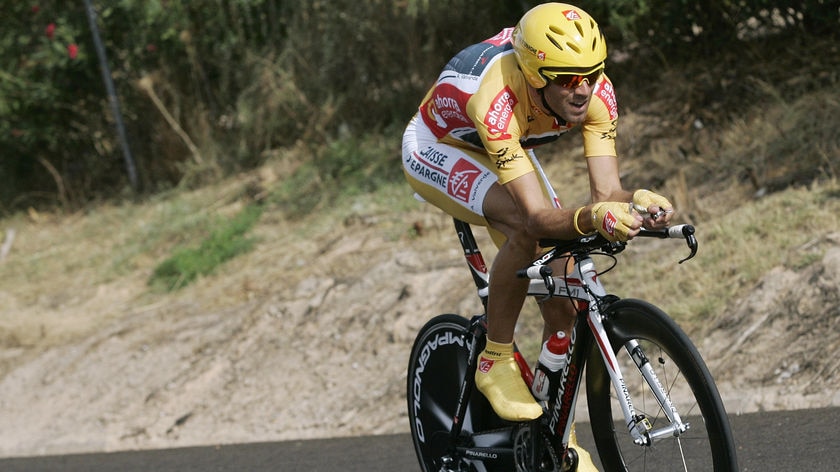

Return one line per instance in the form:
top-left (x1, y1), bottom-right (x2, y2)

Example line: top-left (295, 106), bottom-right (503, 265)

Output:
top-left (549, 69), bottom-right (603, 89)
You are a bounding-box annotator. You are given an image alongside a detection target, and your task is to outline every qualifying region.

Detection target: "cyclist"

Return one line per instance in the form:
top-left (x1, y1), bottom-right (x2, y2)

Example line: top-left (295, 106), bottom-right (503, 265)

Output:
top-left (402, 2), bottom-right (672, 464)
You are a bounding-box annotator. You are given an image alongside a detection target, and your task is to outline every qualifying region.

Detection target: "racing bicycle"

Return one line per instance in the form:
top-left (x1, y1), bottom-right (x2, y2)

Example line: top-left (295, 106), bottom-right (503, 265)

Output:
top-left (406, 217), bottom-right (738, 471)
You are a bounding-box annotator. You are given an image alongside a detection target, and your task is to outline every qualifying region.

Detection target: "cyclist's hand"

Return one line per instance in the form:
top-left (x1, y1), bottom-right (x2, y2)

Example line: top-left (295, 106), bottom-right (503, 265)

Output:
top-left (592, 202), bottom-right (642, 242)
top-left (632, 189), bottom-right (673, 229)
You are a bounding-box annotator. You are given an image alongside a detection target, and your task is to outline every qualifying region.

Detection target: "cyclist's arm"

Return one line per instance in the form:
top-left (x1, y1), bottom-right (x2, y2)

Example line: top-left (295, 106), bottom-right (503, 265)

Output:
top-left (583, 75), bottom-right (628, 203)
top-left (586, 154), bottom-right (672, 230)
top-left (501, 170), bottom-right (583, 239)
top-left (498, 153), bottom-right (642, 240)
top-left (494, 148), bottom-right (630, 239)
top-left (585, 155), bottom-right (632, 203)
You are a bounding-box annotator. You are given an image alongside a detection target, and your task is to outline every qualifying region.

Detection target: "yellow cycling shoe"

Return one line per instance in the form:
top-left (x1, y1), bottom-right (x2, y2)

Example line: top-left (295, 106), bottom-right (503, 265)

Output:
top-left (569, 422), bottom-right (599, 472)
top-left (475, 340), bottom-right (543, 422)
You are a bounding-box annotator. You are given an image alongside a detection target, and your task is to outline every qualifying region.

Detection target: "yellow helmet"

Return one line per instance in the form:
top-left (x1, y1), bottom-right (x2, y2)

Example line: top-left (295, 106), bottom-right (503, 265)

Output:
top-left (512, 3), bottom-right (608, 88)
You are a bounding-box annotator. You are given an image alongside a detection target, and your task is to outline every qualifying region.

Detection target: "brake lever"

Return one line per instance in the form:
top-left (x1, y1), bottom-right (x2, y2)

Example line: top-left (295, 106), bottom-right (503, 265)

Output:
top-left (516, 265), bottom-right (555, 302)
top-left (540, 270), bottom-right (555, 302)
top-left (643, 225), bottom-right (698, 264)
top-left (676, 225), bottom-right (698, 264)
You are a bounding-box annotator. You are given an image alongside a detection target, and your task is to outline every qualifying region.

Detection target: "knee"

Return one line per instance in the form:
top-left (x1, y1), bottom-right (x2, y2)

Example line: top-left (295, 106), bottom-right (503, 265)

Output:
top-left (496, 230), bottom-right (544, 259)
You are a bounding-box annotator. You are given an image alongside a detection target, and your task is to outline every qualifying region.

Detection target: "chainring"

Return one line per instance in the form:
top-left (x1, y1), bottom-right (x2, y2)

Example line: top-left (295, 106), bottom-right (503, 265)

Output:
top-left (513, 424), bottom-right (561, 472)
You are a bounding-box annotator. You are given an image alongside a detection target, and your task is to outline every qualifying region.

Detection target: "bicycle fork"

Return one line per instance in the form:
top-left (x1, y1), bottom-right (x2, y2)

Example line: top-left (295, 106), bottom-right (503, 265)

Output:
top-left (534, 254), bottom-right (691, 448)
top-left (588, 302), bottom-right (690, 446)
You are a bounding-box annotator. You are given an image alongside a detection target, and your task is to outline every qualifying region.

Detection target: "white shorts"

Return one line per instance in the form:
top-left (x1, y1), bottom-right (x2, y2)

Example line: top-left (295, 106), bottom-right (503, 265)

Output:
top-left (401, 113), bottom-right (499, 226)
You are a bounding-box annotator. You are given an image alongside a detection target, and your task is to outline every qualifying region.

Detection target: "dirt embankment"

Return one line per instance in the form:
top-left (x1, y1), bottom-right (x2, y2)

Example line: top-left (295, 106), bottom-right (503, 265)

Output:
top-left (0, 201), bottom-right (838, 457)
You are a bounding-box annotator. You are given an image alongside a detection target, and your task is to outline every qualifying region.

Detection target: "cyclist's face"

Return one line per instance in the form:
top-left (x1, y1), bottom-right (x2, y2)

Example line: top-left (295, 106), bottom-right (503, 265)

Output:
top-left (542, 80), bottom-right (595, 125)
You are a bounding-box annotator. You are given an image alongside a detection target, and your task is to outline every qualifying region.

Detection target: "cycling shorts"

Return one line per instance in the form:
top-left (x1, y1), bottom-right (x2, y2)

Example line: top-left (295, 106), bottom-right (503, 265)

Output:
top-left (401, 113), bottom-right (500, 227)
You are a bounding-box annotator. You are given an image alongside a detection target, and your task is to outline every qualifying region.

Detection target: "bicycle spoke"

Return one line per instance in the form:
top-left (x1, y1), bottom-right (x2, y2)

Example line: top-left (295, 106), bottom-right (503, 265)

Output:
top-left (622, 345), bottom-right (711, 470)
top-left (587, 299), bottom-right (737, 471)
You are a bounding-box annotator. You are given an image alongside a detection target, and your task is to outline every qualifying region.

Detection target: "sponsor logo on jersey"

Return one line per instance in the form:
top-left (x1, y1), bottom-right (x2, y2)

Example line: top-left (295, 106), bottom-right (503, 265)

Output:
top-left (448, 158), bottom-right (482, 203)
top-left (421, 83), bottom-right (472, 138)
top-left (484, 27), bottom-right (513, 47)
top-left (484, 86), bottom-right (517, 141)
top-left (595, 79), bottom-right (619, 120)
top-left (563, 10), bottom-right (582, 21)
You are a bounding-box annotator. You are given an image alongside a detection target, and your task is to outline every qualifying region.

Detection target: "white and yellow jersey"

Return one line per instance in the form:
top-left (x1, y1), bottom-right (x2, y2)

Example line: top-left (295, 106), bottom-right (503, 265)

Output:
top-left (416, 27), bottom-right (618, 185)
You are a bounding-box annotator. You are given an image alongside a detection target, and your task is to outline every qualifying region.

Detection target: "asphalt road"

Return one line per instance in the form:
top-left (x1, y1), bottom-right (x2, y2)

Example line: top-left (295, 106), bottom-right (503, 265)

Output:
top-left (1, 407), bottom-right (837, 471)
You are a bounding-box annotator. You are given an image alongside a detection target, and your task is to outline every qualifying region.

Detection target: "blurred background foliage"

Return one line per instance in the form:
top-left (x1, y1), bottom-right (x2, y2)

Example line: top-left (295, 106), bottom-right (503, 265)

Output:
top-left (1, 0), bottom-right (837, 212)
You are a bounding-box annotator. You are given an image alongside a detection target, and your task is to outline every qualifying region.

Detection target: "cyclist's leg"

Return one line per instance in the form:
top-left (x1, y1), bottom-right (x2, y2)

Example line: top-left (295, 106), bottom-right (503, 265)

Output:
top-left (403, 117), bottom-right (541, 421)
top-left (404, 120), bottom-right (599, 464)
top-left (479, 183), bottom-right (532, 343)
top-left (485, 180), bottom-right (601, 469)
top-left (473, 188), bottom-right (550, 421)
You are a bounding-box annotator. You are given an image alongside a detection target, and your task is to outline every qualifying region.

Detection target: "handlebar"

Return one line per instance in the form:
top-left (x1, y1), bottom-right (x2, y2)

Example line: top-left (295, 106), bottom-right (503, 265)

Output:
top-left (639, 224), bottom-right (697, 264)
top-left (522, 224), bottom-right (698, 278)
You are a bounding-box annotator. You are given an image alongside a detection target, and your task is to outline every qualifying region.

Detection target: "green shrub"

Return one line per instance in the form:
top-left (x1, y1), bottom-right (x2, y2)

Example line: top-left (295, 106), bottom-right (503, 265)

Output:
top-left (149, 204), bottom-right (262, 291)
top-left (271, 130), bottom-right (404, 218)
top-left (2, 0), bottom-right (837, 211)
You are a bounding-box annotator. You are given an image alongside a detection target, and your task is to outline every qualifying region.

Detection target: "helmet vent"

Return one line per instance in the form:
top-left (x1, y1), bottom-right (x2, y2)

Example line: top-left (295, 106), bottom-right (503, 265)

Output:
top-left (545, 32), bottom-right (565, 51)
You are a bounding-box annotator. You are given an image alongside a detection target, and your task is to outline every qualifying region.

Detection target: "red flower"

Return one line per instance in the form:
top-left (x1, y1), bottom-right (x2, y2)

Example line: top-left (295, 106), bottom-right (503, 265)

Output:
top-left (67, 43), bottom-right (78, 59)
top-left (32, 6), bottom-right (40, 13)
top-left (45, 22), bottom-right (56, 39)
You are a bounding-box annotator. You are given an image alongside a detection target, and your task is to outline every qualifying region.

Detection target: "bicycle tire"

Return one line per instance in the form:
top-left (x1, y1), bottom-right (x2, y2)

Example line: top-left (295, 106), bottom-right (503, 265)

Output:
top-left (585, 299), bottom-right (738, 471)
top-left (406, 314), bottom-right (510, 472)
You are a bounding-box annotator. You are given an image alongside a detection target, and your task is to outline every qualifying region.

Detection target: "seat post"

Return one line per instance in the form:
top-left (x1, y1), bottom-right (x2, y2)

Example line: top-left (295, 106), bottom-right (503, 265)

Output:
top-left (452, 218), bottom-right (490, 310)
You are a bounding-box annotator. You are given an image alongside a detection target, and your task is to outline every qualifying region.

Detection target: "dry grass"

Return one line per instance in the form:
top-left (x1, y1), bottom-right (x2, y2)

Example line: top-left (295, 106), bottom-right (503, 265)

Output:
top-left (607, 180), bottom-right (840, 330)
top-left (1, 37), bottom-right (838, 365)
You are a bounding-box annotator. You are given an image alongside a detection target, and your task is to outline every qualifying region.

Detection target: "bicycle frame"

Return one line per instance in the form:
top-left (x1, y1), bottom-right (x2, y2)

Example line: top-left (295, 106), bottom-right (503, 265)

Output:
top-left (449, 217), bottom-right (698, 467)
top-left (527, 242), bottom-right (690, 448)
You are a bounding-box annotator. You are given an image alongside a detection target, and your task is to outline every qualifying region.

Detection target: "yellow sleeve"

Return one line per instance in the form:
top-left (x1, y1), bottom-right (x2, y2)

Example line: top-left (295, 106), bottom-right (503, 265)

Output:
top-left (582, 74), bottom-right (619, 158)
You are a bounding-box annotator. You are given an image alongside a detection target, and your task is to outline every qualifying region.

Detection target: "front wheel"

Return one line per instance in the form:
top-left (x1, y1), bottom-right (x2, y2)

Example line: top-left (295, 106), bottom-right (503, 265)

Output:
top-left (585, 299), bottom-right (738, 471)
